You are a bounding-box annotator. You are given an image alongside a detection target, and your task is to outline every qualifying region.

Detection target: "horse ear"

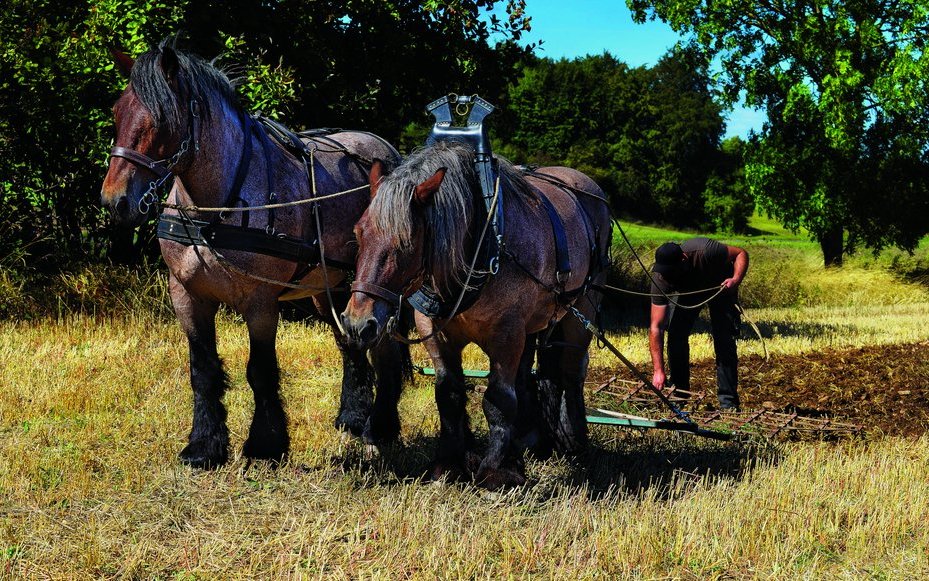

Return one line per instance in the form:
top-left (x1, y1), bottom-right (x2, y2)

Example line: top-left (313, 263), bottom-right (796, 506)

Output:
top-left (160, 45), bottom-right (180, 81)
top-left (369, 159), bottom-right (385, 199)
top-left (412, 167), bottom-right (447, 205)
top-left (110, 48), bottom-right (134, 78)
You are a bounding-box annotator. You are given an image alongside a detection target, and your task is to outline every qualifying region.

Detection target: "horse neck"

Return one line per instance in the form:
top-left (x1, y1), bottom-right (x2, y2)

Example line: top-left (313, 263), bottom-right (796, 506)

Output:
top-left (427, 184), bottom-right (482, 291)
top-left (172, 99), bottom-right (302, 211)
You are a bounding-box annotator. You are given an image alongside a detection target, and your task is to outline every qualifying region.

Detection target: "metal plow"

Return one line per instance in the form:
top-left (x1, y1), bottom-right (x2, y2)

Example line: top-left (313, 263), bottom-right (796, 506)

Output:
top-left (590, 375), bottom-right (863, 439)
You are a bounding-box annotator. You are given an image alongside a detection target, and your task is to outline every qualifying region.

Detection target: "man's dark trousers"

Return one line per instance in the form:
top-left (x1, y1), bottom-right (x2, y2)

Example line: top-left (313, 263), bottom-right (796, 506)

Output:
top-left (667, 292), bottom-right (740, 409)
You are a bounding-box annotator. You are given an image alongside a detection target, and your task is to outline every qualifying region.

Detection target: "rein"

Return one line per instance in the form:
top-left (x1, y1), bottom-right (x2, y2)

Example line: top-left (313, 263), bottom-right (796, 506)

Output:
top-left (520, 171), bottom-right (739, 312)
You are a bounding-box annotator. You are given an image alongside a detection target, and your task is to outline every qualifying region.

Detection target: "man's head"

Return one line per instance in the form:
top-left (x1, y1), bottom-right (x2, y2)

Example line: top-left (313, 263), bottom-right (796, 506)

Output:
top-left (653, 242), bottom-right (687, 279)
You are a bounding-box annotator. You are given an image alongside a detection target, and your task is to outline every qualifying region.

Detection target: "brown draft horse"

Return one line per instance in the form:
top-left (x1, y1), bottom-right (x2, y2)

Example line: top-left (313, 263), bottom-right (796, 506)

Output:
top-left (100, 42), bottom-right (406, 468)
top-left (342, 141), bottom-right (611, 488)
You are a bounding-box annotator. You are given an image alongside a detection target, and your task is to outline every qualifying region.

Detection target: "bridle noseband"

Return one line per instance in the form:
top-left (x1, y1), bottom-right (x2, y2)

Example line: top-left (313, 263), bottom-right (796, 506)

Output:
top-left (108, 98), bottom-right (201, 214)
top-left (349, 262), bottom-right (428, 342)
top-left (350, 280), bottom-right (404, 310)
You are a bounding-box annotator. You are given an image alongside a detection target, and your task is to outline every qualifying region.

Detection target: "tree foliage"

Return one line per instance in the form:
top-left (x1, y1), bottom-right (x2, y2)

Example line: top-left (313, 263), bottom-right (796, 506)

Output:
top-left (0, 0), bottom-right (531, 265)
top-left (629, 0), bottom-right (929, 264)
top-left (497, 49), bottom-right (745, 230)
top-left (703, 137), bottom-right (754, 233)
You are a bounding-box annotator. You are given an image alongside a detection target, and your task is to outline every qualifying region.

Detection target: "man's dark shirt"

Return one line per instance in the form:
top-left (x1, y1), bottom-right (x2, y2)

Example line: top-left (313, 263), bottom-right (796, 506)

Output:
top-left (650, 237), bottom-right (731, 306)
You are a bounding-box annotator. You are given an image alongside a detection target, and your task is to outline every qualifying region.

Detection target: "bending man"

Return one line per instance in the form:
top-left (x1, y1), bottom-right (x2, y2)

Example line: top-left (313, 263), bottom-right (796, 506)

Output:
top-left (648, 237), bottom-right (749, 410)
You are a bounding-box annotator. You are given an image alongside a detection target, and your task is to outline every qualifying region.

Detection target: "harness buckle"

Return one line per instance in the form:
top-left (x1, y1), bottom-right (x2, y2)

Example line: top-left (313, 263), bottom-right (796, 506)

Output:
top-left (190, 99), bottom-right (201, 152)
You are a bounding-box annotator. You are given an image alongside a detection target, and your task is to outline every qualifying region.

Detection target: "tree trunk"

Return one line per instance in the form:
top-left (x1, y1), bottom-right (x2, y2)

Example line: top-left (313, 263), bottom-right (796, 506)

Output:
top-left (819, 226), bottom-right (844, 267)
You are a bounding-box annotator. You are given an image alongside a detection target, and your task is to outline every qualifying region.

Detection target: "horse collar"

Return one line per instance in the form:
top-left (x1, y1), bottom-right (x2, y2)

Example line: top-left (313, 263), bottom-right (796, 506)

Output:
top-left (424, 93), bottom-right (505, 266)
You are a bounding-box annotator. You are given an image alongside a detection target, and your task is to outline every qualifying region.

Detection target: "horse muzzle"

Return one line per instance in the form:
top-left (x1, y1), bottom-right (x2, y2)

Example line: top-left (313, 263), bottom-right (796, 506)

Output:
top-left (101, 188), bottom-right (153, 228)
top-left (342, 280), bottom-right (406, 349)
top-left (340, 311), bottom-right (384, 350)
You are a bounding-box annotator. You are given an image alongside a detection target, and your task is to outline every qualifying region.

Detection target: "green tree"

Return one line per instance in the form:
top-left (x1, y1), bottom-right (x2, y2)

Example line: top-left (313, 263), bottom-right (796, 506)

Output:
top-left (628, 0), bottom-right (929, 265)
top-left (703, 137), bottom-right (753, 233)
top-left (498, 49), bottom-right (731, 229)
top-left (178, 0), bottom-right (533, 141)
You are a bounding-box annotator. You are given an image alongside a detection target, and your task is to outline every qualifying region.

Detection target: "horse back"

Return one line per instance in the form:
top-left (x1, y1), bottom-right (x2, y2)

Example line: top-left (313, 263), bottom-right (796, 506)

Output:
top-left (523, 166), bottom-right (612, 273)
top-left (302, 130), bottom-right (401, 174)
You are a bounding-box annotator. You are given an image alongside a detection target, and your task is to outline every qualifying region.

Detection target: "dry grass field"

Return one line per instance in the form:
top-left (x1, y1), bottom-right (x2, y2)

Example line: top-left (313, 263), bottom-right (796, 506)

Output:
top-left (3, 216), bottom-right (929, 577)
top-left (2, 299), bottom-right (929, 578)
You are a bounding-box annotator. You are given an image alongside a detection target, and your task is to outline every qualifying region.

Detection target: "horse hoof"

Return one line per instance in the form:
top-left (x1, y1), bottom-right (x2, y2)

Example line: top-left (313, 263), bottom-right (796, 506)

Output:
top-left (179, 443), bottom-right (227, 469)
top-left (430, 461), bottom-right (466, 483)
top-left (366, 412), bottom-right (401, 444)
top-left (464, 452), bottom-right (483, 475)
top-left (334, 412), bottom-right (366, 439)
top-left (363, 444), bottom-right (380, 460)
top-left (242, 439), bottom-right (288, 465)
top-left (242, 446), bottom-right (287, 466)
top-left (475, 467), bottom-right (526, 490)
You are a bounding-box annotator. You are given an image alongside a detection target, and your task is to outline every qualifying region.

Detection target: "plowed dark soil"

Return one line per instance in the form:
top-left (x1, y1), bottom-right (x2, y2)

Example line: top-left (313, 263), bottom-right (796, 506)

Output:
top-left (590, 341), bottom-right (929, 436)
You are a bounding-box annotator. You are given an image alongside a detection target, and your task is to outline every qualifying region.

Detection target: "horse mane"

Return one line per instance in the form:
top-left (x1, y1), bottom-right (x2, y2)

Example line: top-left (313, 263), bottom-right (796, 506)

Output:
top-left (369, 140), bottom-right (537, 293)
top-left (130, 39), bottom-right (240, 132)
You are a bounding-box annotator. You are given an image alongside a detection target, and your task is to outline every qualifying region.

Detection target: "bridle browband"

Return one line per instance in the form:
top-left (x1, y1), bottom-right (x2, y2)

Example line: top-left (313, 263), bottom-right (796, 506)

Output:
top-left (108, 98), bottom-right (201, 214)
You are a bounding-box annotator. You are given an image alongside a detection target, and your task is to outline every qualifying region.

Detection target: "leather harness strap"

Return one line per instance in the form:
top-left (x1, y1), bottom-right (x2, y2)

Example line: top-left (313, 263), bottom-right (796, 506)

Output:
top-left (157, 214), bottom-right (354, 271)
top-left (350, 280), bottom-right (403, 308)
top-left (536, 189), bottom-right (572, 284)
top-left (109, 146), bottom-right (173, 179)
top-left (221, 110), bottom-right (255, 227)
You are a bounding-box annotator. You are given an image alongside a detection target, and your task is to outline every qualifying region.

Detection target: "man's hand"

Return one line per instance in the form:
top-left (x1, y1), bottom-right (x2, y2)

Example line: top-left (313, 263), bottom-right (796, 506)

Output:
top-left (721, 277), bottom-right (739, 289)
top-left (652, 369), bottom-right (666, 390)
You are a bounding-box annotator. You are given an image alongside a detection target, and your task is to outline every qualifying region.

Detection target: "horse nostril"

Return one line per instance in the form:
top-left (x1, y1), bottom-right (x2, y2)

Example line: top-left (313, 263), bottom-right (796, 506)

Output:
top-left (359, 318), bottom-right (379, 344)
top-left (114, 195), bottom-right (129, 215)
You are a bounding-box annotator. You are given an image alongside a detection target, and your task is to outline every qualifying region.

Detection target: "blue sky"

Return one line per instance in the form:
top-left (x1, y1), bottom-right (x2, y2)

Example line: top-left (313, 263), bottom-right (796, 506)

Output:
top-left (500, 0), bottom-right (765, 138)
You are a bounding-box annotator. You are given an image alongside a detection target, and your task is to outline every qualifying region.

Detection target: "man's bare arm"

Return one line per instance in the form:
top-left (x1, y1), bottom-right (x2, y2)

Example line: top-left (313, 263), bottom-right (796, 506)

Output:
top-left (722, 245), bottom-right (749, 289)
top-left (649, 303), bottom-right (669, 388)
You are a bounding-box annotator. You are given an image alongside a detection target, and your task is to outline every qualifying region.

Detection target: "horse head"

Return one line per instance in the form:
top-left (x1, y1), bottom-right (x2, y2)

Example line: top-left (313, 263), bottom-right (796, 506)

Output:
top-left (341, 159), bottom-right (446, 349)
top-left (101, 43), bottom-right (207, 226)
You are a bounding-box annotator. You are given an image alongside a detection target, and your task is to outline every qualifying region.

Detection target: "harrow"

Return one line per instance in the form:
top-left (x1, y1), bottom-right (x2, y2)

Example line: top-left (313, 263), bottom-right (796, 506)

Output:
top-left (418, 367), bottom-right (862, 440)
top-left (589, 376), bottom-right (862, 439)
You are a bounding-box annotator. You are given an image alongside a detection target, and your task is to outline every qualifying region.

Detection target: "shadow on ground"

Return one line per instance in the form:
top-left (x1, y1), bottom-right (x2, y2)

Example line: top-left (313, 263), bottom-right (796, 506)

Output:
top-left (317, 426), bottom-right (778, 501)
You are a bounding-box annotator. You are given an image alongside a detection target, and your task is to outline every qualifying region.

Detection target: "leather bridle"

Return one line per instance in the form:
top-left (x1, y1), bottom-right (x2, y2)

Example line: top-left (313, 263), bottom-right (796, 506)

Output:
top-left (349, 262), bottom-right (429, 343)
top-left (108, 98), bottom-right (201, 214)
top-left (350, 280), bottom-right (405, 310)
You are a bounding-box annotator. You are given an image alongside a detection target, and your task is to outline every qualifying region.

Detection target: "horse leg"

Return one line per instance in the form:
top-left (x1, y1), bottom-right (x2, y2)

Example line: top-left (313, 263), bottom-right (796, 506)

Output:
top-left (333, 331), bottom-right (376, 439)
top-left (424, 326), bottom-right (472, 481)
top-left (514, 333), bottom-right (543, 452)
top-left (241, 303), bottom-right (289, 463)
top-left (477, 331), bottom-right (526, 490)
top-left (364, 336), bottom-right (408, 444)
top-left (536, 300), bottom-right (595, 456)
top-left (172, 279), bottom-right (229, 469)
